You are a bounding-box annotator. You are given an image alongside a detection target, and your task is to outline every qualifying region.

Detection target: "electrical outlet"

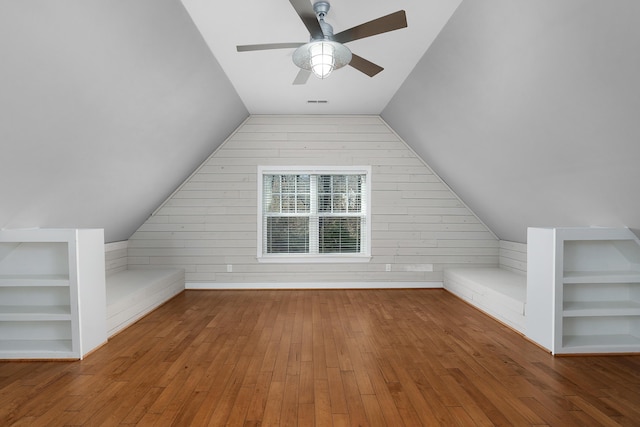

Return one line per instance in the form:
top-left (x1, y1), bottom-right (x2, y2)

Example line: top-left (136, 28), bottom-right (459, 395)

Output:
top-left (385, 264), bottom-right (391, 272)
top-left (226, 264), bottom-right (233, 273)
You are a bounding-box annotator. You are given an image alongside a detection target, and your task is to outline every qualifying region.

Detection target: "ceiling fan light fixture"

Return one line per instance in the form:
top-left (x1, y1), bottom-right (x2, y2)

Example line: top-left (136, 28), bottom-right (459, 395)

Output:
top-left (310, 42), bottom-right (334, 78)
top-left (293, 40), bottom-right (352, 80)
top-left (236, 1), bottom-right (408, 84)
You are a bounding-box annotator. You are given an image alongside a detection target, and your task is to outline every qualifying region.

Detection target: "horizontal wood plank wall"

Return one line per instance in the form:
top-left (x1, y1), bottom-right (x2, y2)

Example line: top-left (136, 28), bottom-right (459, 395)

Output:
top-left (499, 240), bottom-right (527, 274)
top-left (105, 241), bottom-right (128, 276)
top-left (128, 115), bottom-right (498, 287)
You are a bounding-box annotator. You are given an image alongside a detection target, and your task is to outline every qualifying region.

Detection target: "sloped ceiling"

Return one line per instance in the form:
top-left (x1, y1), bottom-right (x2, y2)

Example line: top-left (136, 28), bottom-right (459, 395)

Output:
top-left (0, 0), bottom-right (248, 242)
top-left (382, 0), bottom-right (640, 243)
top-left (1, 0), bottom-right (639, 245)
top-left (180, 0), bottom-right (462, 114)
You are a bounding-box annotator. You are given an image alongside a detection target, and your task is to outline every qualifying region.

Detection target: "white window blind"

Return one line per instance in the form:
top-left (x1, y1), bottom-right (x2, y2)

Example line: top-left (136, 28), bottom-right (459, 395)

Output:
top-left (259, 168), bottom-right (370, 260)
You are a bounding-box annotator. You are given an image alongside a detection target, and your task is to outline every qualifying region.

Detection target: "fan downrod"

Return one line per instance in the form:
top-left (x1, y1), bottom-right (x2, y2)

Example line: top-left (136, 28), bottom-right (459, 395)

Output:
top-left (313, 1), bottom-right (333, 39)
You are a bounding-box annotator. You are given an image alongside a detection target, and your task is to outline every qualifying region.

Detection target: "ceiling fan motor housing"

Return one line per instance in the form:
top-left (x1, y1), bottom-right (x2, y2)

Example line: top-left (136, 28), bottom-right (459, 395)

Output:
top-left (313, 1), bottom-right (330, 16)
top-left (314, 1), bottom-right (333, 40)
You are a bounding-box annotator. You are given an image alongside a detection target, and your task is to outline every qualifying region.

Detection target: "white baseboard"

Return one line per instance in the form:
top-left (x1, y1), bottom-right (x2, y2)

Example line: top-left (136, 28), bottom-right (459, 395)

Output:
top-left (186, 282), bottom-right (443, 290)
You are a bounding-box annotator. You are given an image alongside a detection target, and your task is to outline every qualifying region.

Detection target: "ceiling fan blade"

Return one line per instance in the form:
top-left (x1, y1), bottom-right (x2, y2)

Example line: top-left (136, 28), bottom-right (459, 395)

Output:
top-left (333, 10), bottom-right (407, 44)
top-left (289, 0), bottom-right (324, 39)
top-left (349, 54), bottom-right (384, 77)
top-left (237, 42), bottom-right (305, 52)
top-left (293, 69), bottom-right (311, 85)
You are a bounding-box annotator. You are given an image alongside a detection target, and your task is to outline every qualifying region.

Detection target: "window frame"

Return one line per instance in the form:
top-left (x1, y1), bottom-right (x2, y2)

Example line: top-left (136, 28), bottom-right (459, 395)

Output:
top-left (257, 166), bottom-right (372, 263)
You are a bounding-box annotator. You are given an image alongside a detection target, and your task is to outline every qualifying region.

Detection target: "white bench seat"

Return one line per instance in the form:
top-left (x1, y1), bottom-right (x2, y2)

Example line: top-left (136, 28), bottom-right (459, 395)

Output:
top-left (444, 268), bottom-right (526, 333)
top-left (106, 269), bottom-right (184, 337)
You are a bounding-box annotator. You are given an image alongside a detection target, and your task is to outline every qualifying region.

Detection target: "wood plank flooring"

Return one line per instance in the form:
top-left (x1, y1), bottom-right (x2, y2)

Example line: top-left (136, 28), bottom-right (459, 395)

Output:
top-left (1, 289), bottom-right (640, 426)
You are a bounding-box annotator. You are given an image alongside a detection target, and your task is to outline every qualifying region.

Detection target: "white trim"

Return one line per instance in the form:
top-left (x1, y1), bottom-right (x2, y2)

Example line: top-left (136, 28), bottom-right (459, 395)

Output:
top-left (186, 282), bottom-right (443, 290)
top-left (258, 165), bottom-right (372, 174)
top-left (257, 255), bottom-right (372, 263)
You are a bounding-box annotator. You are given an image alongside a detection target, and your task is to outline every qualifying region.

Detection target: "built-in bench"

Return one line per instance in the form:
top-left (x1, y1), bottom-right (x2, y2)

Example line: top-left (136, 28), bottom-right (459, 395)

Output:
top-left (444, 267), bottom-right (526, 333)
top-left (106, 268), bottom-right (185, 337)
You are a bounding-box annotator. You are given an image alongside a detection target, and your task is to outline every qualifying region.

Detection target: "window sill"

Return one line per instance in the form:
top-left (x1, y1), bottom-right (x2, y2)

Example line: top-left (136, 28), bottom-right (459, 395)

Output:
top-left (257, 255), bottom-right (372, 264)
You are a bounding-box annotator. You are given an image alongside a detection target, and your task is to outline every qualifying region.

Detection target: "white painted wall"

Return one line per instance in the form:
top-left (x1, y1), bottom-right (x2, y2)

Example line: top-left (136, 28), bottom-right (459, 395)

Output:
top-left (127, 115), bottom-right (498, 287)
top-left (0, 0), bottom-right (248, 242)
top-left (382, 0), bottom-right (640, 243)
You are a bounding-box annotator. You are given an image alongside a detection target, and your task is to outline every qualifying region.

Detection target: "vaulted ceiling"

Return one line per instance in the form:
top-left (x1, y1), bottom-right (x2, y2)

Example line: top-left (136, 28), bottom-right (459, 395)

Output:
top-left (0, 0), bottom-right (248, 242)
top-left (1, 0), bottom-right (639, 243)
top-left (383, 0), bottom-right (640, 242)
top-left (181, 0), bottom-right (462, 114)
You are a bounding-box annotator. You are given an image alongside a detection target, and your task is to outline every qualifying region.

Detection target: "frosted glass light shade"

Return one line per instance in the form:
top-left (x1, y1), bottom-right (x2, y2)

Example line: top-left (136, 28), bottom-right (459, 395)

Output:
top-left (293, 40), bottom-right (352, 80)
top-left (310, 42), bottom-right (334, 78)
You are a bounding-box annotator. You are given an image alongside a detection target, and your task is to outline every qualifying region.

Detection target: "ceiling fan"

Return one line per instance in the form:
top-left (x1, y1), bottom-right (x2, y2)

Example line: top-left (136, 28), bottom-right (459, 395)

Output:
top-left (236, 0), bottom-right (408, 84)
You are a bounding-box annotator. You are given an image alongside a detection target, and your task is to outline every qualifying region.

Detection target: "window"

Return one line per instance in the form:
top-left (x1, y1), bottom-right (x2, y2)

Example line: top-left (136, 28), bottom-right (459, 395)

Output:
top-left (258, 166), bottom-right (371, 262)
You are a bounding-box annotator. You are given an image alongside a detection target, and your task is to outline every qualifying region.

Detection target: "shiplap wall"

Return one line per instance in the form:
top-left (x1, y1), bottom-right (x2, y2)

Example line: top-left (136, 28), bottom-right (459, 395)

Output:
top-left (499, 240), bottom-right (527, 275)
top-left (105, 241), bottom-right (127, 277)
top-left (127, 115), bottom-right (498, 287)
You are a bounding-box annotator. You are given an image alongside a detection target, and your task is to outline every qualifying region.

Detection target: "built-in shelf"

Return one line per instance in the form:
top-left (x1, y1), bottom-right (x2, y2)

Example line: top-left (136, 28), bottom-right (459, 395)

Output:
top-left (563, 271), bottom-right (640, 284)
top-left (563, 300), bottom-right (640, 317)
top-left (0, 275), bottom-right (70, 287)
top-left (0, 339), bottom-right (74, 355)
top-left (527, 227), bottom-right (640, 355)
top-left (563, 334), bottom-right (640, 349)
top-left (0, 305), bottom-right (72, 321)
top-left (0, 229), bottom-right (107, 360)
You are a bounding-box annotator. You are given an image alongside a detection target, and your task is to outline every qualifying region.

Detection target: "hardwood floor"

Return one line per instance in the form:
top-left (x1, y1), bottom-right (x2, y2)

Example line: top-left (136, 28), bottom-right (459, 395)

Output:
top-left (1, 289), bottom-right (640, 426)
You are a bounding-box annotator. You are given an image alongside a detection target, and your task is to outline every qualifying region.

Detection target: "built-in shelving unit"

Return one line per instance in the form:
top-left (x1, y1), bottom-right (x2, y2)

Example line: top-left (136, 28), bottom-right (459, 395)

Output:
top-left (527, 227), bottom-right (640, 355)
top-left (0, 229), bottom-right (107, 359)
